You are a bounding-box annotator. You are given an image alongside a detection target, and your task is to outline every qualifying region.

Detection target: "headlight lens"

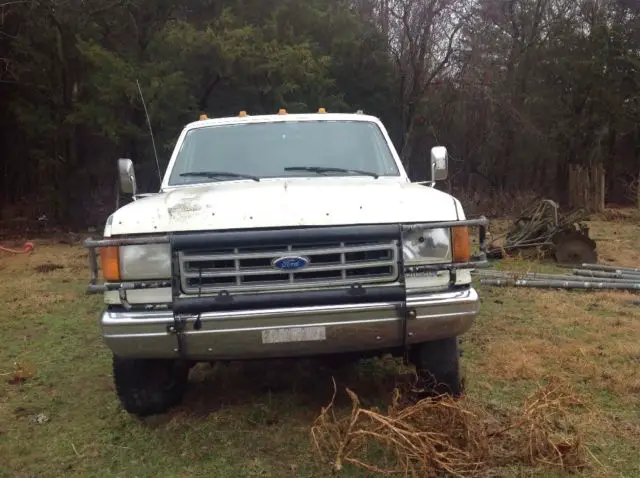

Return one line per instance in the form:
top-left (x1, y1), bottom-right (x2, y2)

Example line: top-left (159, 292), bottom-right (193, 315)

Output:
top-left (403, 228), bottom-right (451, 264)
top-left (119, 244), bottom-right (171, 280)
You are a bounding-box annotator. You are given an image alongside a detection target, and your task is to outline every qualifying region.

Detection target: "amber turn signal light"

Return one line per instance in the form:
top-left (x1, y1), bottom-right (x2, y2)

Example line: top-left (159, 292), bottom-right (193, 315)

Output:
top-left (100, 246), bottom-right (121, 281)
top-left (452, 227), bottom-right (471, 263)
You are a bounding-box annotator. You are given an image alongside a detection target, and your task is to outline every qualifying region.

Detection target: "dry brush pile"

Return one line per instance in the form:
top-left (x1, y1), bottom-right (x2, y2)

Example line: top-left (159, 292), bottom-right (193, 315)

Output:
top-left (311, 377), bottom-right (597, 477)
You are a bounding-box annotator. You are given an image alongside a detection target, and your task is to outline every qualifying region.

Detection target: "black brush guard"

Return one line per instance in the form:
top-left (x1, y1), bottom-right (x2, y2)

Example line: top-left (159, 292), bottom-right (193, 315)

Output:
top-left (85, 219), bottom-right (489, 359)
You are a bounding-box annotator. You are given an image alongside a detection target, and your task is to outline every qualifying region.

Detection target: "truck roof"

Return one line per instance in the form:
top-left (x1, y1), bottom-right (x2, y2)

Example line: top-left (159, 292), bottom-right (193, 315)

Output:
top-left (184, 112), bottom-right (382, 131)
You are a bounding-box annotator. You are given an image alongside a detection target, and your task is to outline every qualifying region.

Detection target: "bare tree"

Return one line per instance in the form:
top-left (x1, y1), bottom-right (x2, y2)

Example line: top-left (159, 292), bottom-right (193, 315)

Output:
top-left (385, 0), bottom-right (471, 173)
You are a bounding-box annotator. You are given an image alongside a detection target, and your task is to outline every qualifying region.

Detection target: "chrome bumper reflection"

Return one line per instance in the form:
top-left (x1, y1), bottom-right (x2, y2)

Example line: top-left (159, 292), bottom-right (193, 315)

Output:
top-left (100, 288), bottom-right (480, 360)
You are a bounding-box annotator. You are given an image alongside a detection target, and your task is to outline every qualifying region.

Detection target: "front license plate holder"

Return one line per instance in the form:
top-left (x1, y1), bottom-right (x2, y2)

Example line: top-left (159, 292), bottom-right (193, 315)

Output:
top-left (261, 326), bottom-right (327, 344)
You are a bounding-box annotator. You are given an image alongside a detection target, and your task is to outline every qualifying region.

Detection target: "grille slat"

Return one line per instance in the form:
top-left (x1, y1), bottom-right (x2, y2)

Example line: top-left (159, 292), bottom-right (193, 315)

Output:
top-left (182, 260), bottom-right (396, 278)
top-left (340, 242), bottom-right (347, 281)
top-left (233, 249), bottom-right (241, 286)
top-left (181, 243), bottom-right (393, 263)
top-left (179, 239), bottom-right (399, 294)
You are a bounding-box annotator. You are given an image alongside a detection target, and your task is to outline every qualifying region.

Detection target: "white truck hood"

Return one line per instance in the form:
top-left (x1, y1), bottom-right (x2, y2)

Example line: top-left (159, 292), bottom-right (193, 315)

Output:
top-left (107, 178), bottom-right (464, 236)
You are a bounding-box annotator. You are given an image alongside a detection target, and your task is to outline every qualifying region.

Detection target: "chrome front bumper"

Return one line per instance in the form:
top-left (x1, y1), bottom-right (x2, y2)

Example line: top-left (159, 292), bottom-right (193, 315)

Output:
top-left (100, 288), bottom-right (480, 360)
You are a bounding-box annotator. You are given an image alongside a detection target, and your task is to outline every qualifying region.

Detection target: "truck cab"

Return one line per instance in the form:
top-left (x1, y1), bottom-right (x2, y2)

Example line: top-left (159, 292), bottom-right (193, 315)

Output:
top-left (85, 109), bottom-right (488, 417)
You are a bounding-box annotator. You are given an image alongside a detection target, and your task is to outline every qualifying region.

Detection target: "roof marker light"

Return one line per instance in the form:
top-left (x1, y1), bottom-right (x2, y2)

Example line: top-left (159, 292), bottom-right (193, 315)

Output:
top-left (239, 111), bottom-right (248, 117)
top-left (318, 107), bottom-right (327, 113)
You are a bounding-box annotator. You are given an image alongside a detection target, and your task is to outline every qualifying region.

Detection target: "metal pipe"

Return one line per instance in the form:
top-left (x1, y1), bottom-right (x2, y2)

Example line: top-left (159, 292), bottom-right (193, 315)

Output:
top-left (572, 269), bottom-right (640, 280)
top-left (84, 235), bottom-right (170, 248)
top-left (480, 278), bottom-right (640, 291)
top-left (406, 259), bottom-right (490, 272)
top-left (87, 280), bottom-right (173, 294)
top-left (87, 246), bottom-right (98, 286)
top-left (575, 263), bottom-right (640, 273)
top-left (475, 271), bottom-right (640, 284)
top-left (402, 217), bottom-right (489, 231)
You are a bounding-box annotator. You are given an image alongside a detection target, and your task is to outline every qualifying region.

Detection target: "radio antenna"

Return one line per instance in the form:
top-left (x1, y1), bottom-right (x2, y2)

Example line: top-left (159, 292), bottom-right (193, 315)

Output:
top-left (136, 79), bottom-right (162, 186)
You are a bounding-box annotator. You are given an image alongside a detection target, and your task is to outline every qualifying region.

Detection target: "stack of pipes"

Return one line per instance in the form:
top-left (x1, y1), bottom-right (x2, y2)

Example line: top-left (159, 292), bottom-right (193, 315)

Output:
top-left (474, 263), bottom-right (640, 291)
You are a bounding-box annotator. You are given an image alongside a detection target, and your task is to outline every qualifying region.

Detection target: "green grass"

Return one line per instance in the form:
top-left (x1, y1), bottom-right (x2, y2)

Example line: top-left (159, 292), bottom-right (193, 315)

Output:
top-left (0, 214), bottom-right (638, 477)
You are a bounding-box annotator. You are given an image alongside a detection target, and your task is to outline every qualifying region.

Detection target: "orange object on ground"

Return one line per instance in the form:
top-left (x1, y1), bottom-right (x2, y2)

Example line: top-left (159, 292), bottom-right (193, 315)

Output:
top-left (0, 242), bottom-right (35, 254)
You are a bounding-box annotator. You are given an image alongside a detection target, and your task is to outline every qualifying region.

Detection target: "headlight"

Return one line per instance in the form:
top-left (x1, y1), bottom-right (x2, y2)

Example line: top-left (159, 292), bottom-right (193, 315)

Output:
top-left (403, 228), bottom-right (451, 264)
top-left (119, 244), bottom-right (171, 280)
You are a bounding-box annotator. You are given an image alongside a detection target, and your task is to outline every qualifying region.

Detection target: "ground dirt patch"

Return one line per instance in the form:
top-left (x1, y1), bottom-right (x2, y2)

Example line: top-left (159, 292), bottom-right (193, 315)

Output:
top-left (0, 215), bottom-right (638, 477)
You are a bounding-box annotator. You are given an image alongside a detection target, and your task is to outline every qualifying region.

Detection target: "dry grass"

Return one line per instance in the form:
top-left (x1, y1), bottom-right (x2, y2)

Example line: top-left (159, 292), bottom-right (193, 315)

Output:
top-left (311, 377), bottom-right (590, 477)
top-left (475, 285), bottom-right (640, 397)
top-left (589, 217), bottom-right (640, 267)
top-left (308, 211), bottom-right (639, 477)
top-left (0, 211), bottom-right (638, 477)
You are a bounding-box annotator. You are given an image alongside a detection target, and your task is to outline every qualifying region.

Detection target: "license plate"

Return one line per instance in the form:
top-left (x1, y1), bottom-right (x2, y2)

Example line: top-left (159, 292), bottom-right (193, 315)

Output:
top-left (261, 326), bottom-right (326, 344)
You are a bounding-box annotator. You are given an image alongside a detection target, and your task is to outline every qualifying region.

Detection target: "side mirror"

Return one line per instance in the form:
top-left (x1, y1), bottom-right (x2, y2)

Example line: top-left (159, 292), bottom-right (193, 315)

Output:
top-left (116, 158), bottom-right (137, 207)
top-left (117, 158), bottom-right (137, 196)
top-left (430, 146), bottom-right (448, 181)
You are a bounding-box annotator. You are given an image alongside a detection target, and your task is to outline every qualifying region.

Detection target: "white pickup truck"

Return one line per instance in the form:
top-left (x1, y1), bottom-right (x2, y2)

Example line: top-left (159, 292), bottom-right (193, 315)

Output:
top-left (84, 109), bottom-right (488, 417)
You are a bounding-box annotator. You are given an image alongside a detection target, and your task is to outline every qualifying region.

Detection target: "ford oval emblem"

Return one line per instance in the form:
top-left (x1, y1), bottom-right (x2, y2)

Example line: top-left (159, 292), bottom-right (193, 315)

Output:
top-left (272, 255), bottom-right (310, 270)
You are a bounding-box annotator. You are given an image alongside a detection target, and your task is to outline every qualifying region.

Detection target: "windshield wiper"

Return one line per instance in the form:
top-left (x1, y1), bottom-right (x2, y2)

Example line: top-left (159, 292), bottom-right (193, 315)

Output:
top-left (284, 166), bottom-right (379, 179)
top-left (180, 171), bottom-right (260, 182)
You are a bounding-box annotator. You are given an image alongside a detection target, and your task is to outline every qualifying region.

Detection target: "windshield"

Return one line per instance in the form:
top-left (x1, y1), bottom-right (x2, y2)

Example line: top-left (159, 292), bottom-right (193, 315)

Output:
top-left (167, 120), bottom-right (401, 185)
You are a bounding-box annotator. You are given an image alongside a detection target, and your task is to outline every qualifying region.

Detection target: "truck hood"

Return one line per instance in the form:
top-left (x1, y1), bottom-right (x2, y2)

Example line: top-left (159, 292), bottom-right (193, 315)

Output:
top-left (107, 178), bottom-right (463, 235)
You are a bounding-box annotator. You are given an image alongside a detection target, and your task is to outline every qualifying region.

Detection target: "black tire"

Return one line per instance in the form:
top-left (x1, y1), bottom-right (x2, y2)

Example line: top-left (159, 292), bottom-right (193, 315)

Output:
top-left (112, 355), bottom-right (189, 417)
top-left (410, 337), bottom-right (463, 398)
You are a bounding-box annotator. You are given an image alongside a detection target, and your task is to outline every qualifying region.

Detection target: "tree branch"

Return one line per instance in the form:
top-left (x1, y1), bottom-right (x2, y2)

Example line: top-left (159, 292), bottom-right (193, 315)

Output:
top-left (198, 73), bottom-right (228, 111)
top-left (420, 15), bottom-right (465, 95)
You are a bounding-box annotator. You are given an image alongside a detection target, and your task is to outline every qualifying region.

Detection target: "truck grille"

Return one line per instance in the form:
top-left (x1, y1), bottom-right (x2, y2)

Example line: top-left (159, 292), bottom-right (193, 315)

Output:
top-left (178, 240), bottom-right (399, 293)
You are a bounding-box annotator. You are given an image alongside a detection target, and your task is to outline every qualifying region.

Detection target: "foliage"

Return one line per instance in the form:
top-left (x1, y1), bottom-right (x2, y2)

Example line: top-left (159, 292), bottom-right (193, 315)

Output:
top-left (0, 0), bottom-right (638, 225)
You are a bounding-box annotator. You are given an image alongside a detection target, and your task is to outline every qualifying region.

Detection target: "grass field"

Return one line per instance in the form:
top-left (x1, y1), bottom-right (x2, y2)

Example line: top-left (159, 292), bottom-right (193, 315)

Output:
top-left (0, 212), bottom-right (638, 477)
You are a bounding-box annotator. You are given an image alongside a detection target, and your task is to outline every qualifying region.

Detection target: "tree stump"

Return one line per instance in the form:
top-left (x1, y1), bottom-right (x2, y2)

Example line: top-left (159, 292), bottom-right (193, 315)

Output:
top-left (568, 164), bottom-right (605, 213)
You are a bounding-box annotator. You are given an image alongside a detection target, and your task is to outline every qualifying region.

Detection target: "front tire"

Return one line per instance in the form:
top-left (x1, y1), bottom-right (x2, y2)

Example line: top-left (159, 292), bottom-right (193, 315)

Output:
top-left (410, 337), bottom-right (462, 398)
top-left (112, 355), bottom-right (189, 417)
